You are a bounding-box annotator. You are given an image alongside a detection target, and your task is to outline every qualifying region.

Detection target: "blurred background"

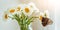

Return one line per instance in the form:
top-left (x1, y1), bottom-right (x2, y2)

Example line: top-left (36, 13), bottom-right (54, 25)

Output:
top-left (0, 0), bottom-right (60, 30)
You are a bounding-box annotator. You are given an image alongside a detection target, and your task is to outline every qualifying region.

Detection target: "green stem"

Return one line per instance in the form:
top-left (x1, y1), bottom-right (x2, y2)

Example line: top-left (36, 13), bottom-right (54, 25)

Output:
top-left (20, 24), bottom-right (29, 30)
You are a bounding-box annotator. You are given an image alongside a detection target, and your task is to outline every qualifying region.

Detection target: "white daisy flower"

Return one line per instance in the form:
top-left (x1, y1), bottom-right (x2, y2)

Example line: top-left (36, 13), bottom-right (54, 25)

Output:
top-left (39, 12), bottom-right (44, 21)
top-left (8, 8), bottom-right (16, 17)
top-left (28, 2), bottom-right (39, 11)
top-left (28, 2), bottom-right (40, 17)
top-left (3, 11), bottom-right (9, 20)
top-left (23, 5), bottom-right (33, 16)
top-left (15, 5), bottom-right (22, 14)
top-left (9, 8), bottom-right (15, 13)
top-left (39, 10), bottom-right (50, 19)
top-left (16, 5), bottom-right (21, 12)
top-left (8, 6), bottom-right (21, 15)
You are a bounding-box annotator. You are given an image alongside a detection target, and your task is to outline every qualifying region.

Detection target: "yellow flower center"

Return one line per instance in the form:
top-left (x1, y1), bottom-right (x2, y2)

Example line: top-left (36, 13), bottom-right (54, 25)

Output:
top-left (17, 6), bottom-right (21, 11)
top-left (9, 9), bottom-right (15, 13)
top-left (4, 14), bottom-right (8, 19)
top-left (39, 16), bottom-right (43, 21)
top-left (25, 7), bottom-right (29, 13)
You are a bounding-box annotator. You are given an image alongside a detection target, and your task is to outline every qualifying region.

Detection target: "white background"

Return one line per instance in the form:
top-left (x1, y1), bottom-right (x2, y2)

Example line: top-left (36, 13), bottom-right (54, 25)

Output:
top-left (0, 0), bottom-right (58, 30)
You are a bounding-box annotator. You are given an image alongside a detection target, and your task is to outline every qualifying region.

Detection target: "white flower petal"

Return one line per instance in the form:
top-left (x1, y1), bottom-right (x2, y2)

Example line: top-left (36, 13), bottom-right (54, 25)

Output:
top-left (44, 10), bottom-right (50, 18)
top-left (28, 2), bottom-right (39, 11)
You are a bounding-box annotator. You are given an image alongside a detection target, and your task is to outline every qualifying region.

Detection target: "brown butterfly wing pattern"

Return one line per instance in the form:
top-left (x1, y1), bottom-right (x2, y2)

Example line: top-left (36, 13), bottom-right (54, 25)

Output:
top-left (42, 17), bottom-right (53, 27)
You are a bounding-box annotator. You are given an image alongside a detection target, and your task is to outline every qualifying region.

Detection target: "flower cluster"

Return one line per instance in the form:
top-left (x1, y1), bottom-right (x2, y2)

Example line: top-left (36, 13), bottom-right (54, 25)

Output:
top-left (4, 2), bottom-right (40, 20)
top-left (3, 2), bottom-right (53, 27)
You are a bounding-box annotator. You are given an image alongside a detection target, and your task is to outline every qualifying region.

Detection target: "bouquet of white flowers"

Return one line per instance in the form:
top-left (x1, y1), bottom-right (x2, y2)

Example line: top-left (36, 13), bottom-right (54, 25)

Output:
top-left (3, 2), bottom-right (53, 30)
